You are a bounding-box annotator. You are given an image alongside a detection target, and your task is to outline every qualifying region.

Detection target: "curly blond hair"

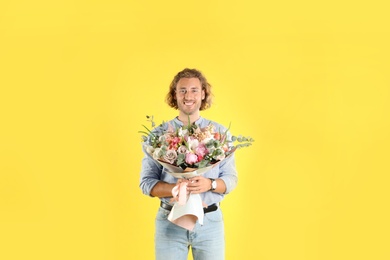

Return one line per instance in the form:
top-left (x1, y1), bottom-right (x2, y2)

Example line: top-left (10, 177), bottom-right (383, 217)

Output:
top-left (166, 68), bottom-right (213, 111)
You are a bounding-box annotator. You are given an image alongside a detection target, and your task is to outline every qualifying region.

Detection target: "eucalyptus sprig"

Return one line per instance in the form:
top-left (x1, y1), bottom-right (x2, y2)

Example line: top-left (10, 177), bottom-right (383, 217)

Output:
top-left (231, 135), bottom-right (255, 150)
top-left (182, 114), bottom-right (198, 135)
top-left (138, 115), bottom-right (159, 146)
top-left (146, 115), bottom-right (156, 128)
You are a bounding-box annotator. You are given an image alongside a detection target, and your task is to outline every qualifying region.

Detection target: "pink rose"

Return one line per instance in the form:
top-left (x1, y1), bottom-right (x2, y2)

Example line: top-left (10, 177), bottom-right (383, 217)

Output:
top-left (163, 149), bottom-right (178, 164)
top-left (195, 143), bottom-right (208, 157)
top-left (185, 153), bottom-right (198, 165)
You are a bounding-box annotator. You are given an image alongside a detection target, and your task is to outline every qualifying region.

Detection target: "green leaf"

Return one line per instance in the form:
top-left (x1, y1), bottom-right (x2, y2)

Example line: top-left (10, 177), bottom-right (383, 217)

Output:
top-left (141, 124), bottom-right (155, 137)
top-left (197, 159), bottom-right (210, 168)
top-left (177, 153), bottom-right (185, 165)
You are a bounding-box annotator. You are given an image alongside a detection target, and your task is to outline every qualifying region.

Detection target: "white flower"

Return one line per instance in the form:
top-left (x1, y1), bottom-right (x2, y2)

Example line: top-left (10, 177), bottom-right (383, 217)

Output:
top-left (178, 127), bottom-right (188, 137)
top-left (146, 146), bottom-right (155, 154)
top-left (187, 138), bottom-right (199, 151)
top-left (152, 148), bottom-right (162, 160)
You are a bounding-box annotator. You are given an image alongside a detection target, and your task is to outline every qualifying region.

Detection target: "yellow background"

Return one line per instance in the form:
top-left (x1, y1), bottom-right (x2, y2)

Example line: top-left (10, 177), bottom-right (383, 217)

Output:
top-left (1, 1), bottom-right (389, 259)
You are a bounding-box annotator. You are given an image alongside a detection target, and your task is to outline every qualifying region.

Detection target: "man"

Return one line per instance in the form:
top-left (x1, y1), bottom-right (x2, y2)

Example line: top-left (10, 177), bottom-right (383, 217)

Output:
top-left (139, 68), bottom-right (238, 260)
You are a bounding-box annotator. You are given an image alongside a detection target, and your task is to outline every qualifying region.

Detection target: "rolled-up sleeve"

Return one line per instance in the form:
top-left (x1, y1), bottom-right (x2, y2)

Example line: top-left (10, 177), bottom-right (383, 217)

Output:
top-left (139, 147), bottom-right (163, 197)
top-left (218, 154), bottom-right (238, 194)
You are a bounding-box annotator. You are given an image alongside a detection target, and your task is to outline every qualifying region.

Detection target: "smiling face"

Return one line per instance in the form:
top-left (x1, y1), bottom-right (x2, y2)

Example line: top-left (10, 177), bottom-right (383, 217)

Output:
top-left (175, 77), bottom-right (205, 121)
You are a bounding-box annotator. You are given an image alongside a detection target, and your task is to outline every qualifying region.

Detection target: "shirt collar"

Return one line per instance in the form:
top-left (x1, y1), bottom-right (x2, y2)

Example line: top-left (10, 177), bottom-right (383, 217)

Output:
top-left (173, 116), bottom-right (204, 126)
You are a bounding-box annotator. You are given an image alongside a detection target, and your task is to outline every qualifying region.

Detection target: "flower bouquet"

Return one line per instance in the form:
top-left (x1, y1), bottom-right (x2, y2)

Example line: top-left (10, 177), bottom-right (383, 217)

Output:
top-left (140, 115), bottom-right (254, 230)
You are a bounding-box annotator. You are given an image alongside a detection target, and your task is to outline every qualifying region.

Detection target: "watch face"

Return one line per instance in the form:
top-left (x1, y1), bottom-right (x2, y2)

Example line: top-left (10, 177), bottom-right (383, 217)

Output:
top-left (212, 180), bottom-right (217, 189)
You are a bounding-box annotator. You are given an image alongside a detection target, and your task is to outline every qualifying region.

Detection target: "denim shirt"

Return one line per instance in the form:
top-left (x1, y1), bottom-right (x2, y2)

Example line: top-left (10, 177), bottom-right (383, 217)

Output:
top-left (139, 117), bottom-right (238, 206)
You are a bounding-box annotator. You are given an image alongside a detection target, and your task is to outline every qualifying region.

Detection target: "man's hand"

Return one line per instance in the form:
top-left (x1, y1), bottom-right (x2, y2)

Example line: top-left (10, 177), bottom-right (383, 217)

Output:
top-left (186, 176), bottom-right (212, 194)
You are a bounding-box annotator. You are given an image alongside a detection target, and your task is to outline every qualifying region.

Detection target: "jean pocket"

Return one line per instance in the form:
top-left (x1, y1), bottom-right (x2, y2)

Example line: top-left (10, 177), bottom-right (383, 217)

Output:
top-left (204, 209), bottom-right (223, 222)
top-left (155, 207), bottom-right (170, 221)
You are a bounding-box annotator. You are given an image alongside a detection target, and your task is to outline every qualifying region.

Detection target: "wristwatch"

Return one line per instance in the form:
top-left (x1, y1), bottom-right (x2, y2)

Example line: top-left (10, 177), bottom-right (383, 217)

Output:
top-left (209, 178), bottom-right (217, 191)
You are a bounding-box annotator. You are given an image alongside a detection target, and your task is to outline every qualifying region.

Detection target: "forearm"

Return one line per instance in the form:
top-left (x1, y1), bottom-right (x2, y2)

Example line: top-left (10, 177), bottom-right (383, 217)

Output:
top-left (150, 181), bottom-right (176, 198)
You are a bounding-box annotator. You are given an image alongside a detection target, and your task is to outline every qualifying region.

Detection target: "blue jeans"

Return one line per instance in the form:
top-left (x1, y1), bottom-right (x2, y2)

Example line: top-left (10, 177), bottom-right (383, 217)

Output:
top-left (155, 207), bottom-right (225, 260)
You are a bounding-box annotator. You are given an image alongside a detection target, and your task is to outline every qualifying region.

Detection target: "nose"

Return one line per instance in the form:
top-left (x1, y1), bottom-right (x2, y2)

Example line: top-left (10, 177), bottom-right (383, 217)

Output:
top-left (184, 90), bottom-right (192, 99)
